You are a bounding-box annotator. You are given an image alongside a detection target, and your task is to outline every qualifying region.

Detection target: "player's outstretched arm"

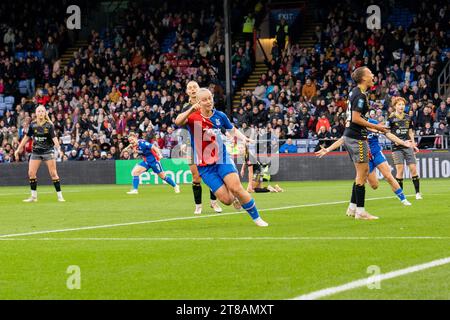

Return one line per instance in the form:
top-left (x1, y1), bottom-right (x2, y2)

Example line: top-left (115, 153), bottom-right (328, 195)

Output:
top-left (385, 132), bottom-right (412, 148)
top-left (315, 137), bottom-right (344, 158)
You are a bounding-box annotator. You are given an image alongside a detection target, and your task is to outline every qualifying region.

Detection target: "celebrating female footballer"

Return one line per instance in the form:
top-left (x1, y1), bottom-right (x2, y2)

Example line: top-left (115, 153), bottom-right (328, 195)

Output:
top-left (176, 88), bottom-right (268, 227)
top-left (14, 105), bottom-right (65, 202)
top-left (175, 80), bottom-right (222, 214)
top-left (122, 132), bottom-right (180, 194)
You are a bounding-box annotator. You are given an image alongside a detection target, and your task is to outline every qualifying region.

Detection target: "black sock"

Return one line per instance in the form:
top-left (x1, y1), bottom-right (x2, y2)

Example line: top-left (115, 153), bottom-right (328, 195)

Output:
top-left (255, 188), bottom-right (270, 193)
top-left (412, 176), bottom-right (420, 193)
top-left (396, 178), bottom-right (404, 190)
top-left (53, 179), bottom-right (61, 192)
top-left (355, 184), bottom-right (365, 208)
top-left (210, 190), bottom-right (217, 201)
top-left (192, 183), bottom-right (202, 205)
top-left (350, 182), bottom-right (356, 204)
top-left (29, 178), bottom-right (37, 191)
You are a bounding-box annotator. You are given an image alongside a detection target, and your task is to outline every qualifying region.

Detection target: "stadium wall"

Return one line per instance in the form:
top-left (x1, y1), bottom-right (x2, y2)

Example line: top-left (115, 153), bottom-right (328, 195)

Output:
top-left (0, 161), bottom-right (116, 186)
top-left (0, 151), bottom-right (449, 186)
top-left (269, 151), bottom-right (450, 181)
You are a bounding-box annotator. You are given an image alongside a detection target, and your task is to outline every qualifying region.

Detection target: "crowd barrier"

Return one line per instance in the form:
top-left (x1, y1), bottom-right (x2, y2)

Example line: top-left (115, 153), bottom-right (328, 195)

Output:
top-left (1, 151), bottom-right (449, 186)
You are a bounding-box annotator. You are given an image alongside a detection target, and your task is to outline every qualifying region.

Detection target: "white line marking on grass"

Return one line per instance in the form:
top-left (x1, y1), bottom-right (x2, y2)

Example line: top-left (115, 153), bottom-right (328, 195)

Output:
top-left (293, 256), bottom-right (450, 300)
top-left (0, 194), bottom-right (429, 239)
top-left (0, 236), bottom-right (449, 241)
top-left (0, 187), bottom-right (121, 197)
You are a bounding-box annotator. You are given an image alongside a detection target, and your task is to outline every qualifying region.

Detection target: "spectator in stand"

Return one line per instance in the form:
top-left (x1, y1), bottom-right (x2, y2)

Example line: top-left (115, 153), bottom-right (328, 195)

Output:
top-left (279, 138), bottom-right (297, 153)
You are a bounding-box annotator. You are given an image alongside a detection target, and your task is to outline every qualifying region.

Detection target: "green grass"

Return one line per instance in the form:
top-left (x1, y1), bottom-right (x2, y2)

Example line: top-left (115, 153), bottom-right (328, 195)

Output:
top-left (0, 179), bottom-right (449, 299)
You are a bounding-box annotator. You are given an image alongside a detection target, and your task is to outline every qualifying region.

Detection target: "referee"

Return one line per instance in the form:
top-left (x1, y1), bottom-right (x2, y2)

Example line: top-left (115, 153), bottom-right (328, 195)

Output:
top-left (15, 105), bottom-right (65, 202)
top-left (343, 67), bottom-right (387, 220)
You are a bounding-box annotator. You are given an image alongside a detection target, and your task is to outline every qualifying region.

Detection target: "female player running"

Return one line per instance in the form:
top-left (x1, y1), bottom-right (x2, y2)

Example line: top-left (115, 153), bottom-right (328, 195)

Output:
top-left (316, 117), bottom-right (414, 215)
top-left (386, 96), bottom-right (422, 199)
top-left (123, 132), bottom-right (180, 194)
top-left (175, 80), bottom-right (222, 214)
top-left (176, 88), bottom-right (268, 227)
top-left (14, 105), bottom-right (65, 202)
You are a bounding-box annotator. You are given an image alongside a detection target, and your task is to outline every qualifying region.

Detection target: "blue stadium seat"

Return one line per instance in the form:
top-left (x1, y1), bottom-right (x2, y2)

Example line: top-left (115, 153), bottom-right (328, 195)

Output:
top-left (5, 103), bottom-right (13, 111)
top-left (0, 96), bottom-right (3, 103)
top-left (32, 51), bottom-right (43, 60)
top-left (4, 96), bottom-right (14, 105)
top-left (0, 102), bottom-right (6, 117)
top-left (15, 52), bottom-right (26, 60)
top-left (296, 139), bottom-right (309, 153)
top-left (18, 80), bottom-right (28, 95)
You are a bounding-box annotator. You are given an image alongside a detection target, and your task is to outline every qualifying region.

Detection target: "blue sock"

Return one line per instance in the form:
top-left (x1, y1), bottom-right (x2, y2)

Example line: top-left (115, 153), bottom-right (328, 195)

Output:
top-left (132, 176), bottom-right (140, 190)
top-left (163, 176), bottom-right (177, 187)
top-left (242, 199), bottom-right (260, 220)
top-left (394, 188), bottom-right (406, 201)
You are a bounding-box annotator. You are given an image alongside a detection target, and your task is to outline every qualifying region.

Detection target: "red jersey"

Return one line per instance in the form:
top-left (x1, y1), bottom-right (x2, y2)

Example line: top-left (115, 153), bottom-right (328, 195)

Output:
top-left (186, 109), bottom-right (234, 166)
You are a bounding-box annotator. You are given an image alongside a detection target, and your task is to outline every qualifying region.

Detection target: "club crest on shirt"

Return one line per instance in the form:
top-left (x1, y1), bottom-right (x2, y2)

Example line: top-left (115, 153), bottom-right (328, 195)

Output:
top-left (215, 118), bottom-right (221, 126)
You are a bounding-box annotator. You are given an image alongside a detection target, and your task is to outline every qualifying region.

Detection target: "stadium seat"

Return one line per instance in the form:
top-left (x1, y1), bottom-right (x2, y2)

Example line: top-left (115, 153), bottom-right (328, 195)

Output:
top-left (18, 80), bottom-right (28, 95)
top-left (296, 139), bottom-right (309, 153)
top-left (4, 96), bottom-right (14, 105)
top-left (0, 96), bottom-right (3, 103)
top-left (5, 103), bottom-right (13, 111)
top-left (32, 51), bottom-right (43, 60)
top-left (15, 52), bottom-right (26, 60)
top-left (308, 140), bottom-right (319, 152)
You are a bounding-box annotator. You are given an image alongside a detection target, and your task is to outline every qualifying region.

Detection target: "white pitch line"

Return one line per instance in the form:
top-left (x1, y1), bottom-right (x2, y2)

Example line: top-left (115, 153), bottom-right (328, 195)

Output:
top-left (0, 236), bottom-right (449, 241)
top-left (293, 256), bottom-right (450, 300)
top-left (0, 187), bottom-right (119, 197)
top-left (0, 194), bottom-right (424, 239)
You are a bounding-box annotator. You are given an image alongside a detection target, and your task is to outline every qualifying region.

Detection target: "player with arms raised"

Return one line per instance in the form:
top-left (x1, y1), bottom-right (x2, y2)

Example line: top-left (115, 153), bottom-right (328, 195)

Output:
top-left (14, 105), bottom-right (65, 202)
top-left (123, 132), bottom-right (180, 194)
top-left (176, 88), bottom-right (268, 227)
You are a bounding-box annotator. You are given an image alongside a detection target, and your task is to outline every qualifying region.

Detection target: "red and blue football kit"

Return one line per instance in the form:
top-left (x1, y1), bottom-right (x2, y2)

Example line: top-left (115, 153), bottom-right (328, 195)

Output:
top-left (186, 109), bottom-right (238, 192)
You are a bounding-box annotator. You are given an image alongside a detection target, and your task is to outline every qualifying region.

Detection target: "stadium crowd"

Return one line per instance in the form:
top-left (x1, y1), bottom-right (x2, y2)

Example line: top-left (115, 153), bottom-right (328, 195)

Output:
top-left (0, 0), bottom-right (449, 163)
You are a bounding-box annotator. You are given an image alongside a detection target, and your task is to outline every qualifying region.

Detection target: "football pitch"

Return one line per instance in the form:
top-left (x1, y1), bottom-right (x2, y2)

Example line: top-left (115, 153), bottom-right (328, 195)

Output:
top-left (0, 179), bottom-right (449, 300)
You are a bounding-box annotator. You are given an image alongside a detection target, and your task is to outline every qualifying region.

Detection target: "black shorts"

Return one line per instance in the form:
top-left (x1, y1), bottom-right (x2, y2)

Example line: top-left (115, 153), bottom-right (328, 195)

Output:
top-left (30, 152), bottom-right (55, 161)
top-left (343, 136), bottom-right (370, 164)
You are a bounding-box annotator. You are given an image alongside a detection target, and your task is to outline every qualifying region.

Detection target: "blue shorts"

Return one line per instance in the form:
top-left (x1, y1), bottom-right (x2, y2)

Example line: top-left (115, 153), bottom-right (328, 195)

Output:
top-left (197, 161), bottom-right (238, 193)
top-left (138, 160), bottom-right (163, 174)
top-left (369, 151), bottom-right (387, 173)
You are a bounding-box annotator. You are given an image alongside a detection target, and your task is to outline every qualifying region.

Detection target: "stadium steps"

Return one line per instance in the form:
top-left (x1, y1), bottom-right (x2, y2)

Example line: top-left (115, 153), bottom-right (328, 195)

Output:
top-left (232, 62), bottom-right (268, 107)
top-left (60, 40), bottom-right (88, 68)
top-left (296, 2), bottom-right (322, 48)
